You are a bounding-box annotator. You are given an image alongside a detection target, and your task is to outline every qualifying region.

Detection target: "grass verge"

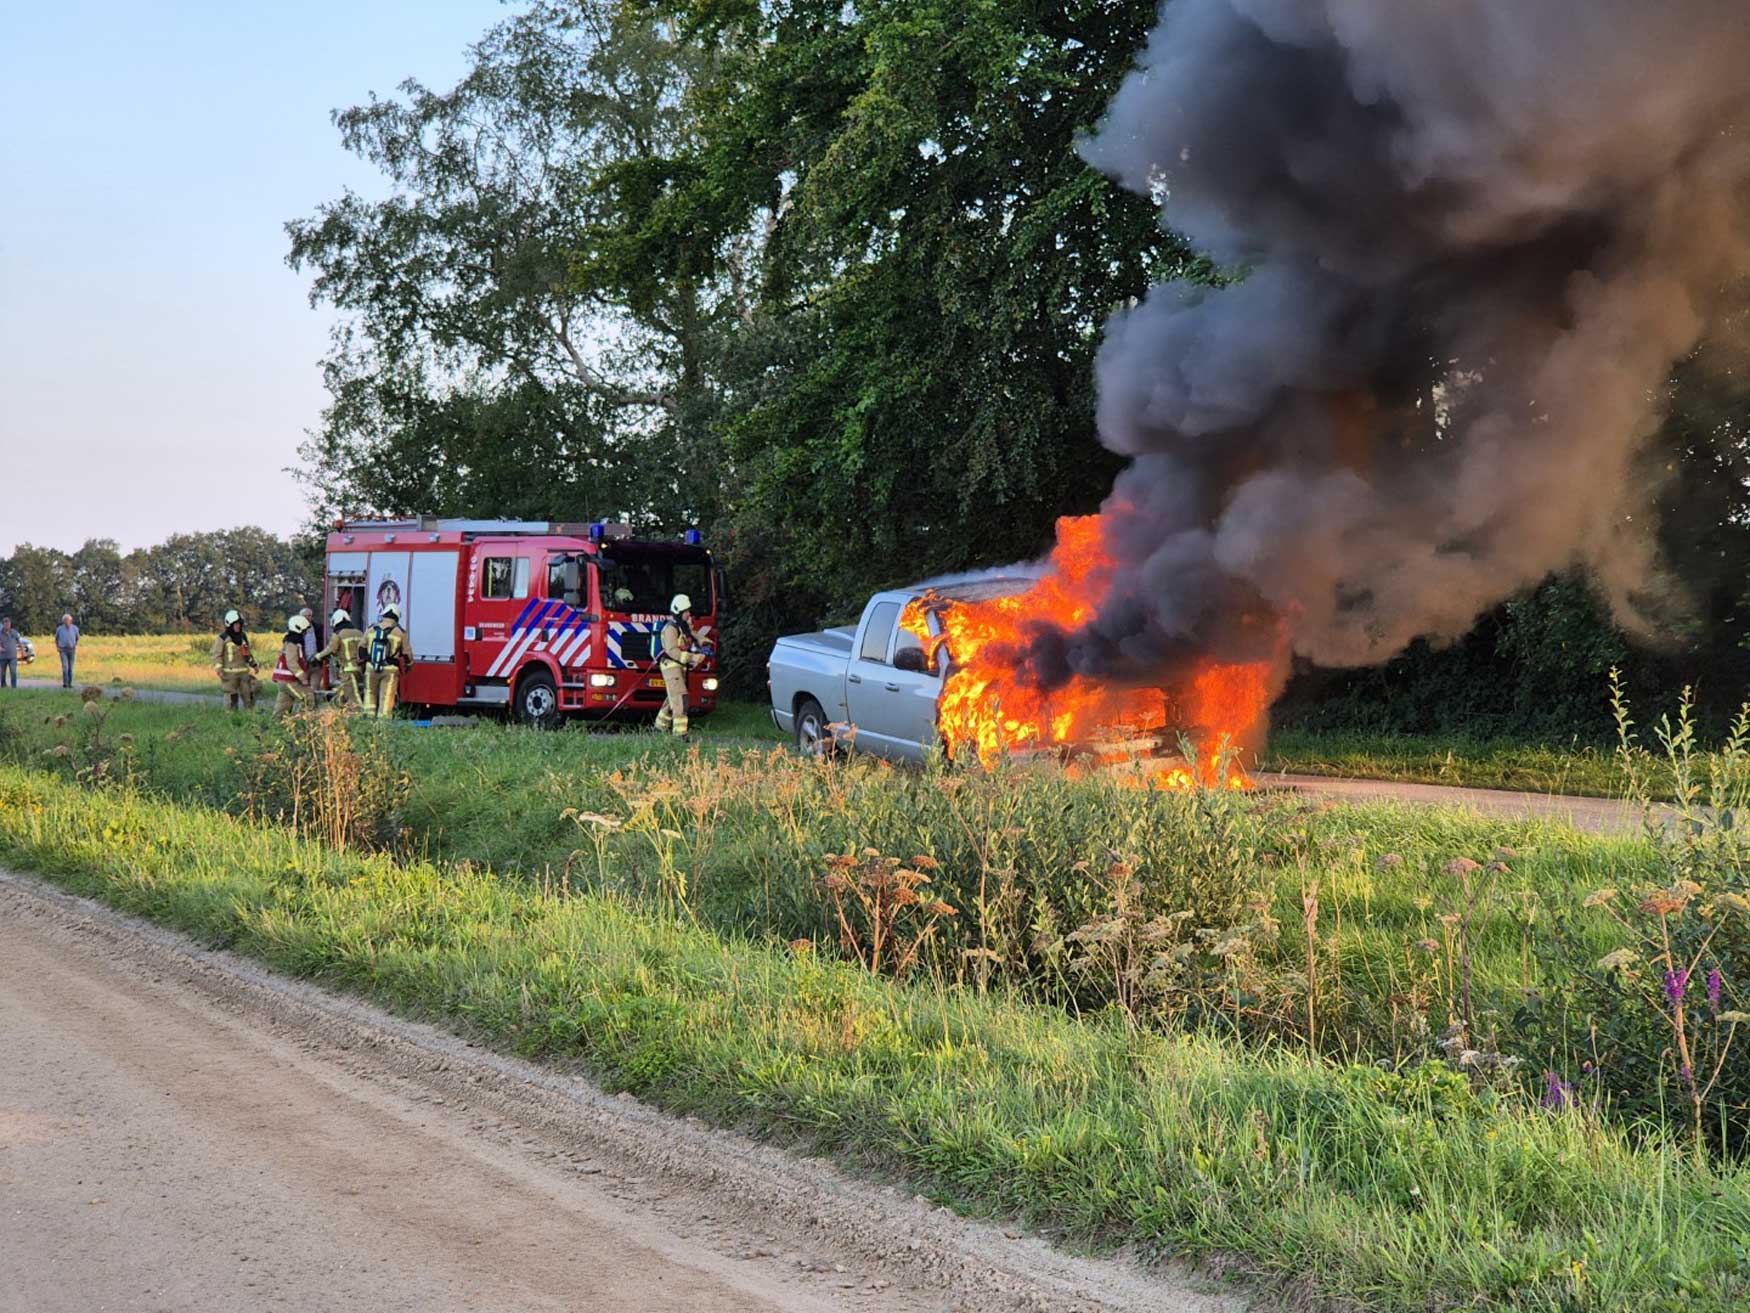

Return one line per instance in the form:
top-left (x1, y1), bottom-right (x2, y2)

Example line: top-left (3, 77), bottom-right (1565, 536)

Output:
top-left (1, 765), bottom-right (1746, 1312)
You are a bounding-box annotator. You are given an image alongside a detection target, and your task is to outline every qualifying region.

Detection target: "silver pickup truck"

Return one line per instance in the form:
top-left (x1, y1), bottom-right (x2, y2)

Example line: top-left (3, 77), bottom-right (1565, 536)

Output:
top-left (766, 578), bottom-right (1033, 762)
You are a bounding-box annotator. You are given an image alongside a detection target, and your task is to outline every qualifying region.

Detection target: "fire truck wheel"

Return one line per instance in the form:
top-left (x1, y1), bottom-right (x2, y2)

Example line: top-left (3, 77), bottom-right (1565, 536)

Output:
top-left (794, 697), bottom-right (833, 758)
top-left (514, 670), bottom-right (562, 731)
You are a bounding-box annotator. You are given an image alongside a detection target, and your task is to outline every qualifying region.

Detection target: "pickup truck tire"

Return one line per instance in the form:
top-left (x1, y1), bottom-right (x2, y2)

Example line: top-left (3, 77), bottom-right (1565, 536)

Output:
top-left (793, 696), bottom-right (832, 757)
top-left (514, 669), bottom-right (562, 731)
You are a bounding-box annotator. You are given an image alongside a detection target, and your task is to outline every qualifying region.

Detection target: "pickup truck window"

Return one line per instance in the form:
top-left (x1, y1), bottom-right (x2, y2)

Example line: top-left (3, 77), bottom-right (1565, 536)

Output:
top-left (859, 602), bottom-right (900, 663)
top-left (894, 624), bottom-right (925, 666)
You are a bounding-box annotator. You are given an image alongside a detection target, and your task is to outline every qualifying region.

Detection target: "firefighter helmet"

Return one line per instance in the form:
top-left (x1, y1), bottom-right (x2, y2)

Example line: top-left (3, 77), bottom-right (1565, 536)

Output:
top-left (223, 609), bottom-right (241, 625)
top-left (670, 594), bottom-right (692, 615)
top-left (288, 614), bottom-right (312, 635)
top-left (330, 608), bottom-right (351, 627)
top-left (381, 604), bottom-right (401, 621)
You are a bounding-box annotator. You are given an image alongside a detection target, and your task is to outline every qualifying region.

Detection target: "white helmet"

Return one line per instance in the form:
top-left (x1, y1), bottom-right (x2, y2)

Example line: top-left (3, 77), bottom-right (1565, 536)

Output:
top-left (381, 604), bottom-right (402, 621)
top-left (288, 614), bottom-right (312, 635)
top-left (670, 594), bottom-right (692, 615)
top-left (223, 609), bottom-right (241, 625)
top-left (330, 608), bottom-right (351, 627)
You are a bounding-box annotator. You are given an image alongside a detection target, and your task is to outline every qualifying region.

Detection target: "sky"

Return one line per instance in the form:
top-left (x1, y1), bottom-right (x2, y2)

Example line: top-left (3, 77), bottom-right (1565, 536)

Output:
top-left (0, 0), bottom-right (506, 557)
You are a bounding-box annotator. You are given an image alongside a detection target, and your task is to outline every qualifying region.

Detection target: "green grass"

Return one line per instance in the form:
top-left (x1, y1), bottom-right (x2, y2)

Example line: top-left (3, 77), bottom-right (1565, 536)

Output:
top-left (0, 691), bottom-right (1670, 1055)
top-left (1262, 729), bottom-right (1634, 797)
top-left (1, 764), bottom-right (1745, 1312)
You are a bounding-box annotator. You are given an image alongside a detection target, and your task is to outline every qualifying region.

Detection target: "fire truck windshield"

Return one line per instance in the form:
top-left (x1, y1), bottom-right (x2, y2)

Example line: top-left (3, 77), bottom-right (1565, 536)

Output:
top-left (597, 547), bottom-right (712, 616)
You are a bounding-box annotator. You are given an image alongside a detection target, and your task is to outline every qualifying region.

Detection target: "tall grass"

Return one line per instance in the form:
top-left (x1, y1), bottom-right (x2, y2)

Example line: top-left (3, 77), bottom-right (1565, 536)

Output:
top-left (1, 764), bottom-right (1746, 1312)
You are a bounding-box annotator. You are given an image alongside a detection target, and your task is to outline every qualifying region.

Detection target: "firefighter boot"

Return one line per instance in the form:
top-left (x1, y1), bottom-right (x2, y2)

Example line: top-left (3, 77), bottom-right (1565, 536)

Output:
top-left (274, 682), bottom-right (310, 719)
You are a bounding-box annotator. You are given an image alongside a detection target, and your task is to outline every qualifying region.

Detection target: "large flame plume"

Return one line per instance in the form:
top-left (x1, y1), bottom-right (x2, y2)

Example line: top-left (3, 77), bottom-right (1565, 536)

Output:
top-left (901, 516), bottom-right (1275, 788)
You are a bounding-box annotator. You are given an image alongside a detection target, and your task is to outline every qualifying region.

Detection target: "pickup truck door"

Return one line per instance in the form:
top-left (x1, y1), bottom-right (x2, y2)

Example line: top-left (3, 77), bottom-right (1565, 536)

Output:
top-left (843, 599), bottom-right (940, 762)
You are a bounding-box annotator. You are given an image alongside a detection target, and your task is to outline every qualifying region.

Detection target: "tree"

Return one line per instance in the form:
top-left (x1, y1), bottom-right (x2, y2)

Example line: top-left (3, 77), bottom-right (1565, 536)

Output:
top-left (288, 2), bottom-right (727, 532)
top-left (575, 1), bottom-right (1196, 674)
top-left (70, 539), bottom-right (132, 633)
top-left (0, 544), bottom-right (75, 634)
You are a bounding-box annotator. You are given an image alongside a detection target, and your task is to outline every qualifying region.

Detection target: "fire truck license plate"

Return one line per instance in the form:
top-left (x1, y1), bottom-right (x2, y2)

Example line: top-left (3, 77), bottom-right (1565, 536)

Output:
top-left (646, 676), bottom-right (666, 689)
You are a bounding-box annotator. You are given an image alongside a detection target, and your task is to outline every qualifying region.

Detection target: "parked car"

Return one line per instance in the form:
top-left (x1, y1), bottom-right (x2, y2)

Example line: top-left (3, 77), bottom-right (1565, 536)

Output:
top-left (766, 578), bottom-right (1033, 762)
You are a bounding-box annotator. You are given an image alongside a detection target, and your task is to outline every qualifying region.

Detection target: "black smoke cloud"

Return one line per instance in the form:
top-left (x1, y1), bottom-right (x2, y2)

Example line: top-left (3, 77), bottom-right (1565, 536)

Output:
top-left (1026, 0), bottom-right (1750, 693)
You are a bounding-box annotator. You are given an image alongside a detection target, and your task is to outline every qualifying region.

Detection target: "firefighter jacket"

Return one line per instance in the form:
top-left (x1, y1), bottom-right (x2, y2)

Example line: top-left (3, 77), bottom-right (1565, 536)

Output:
top-left (212, 630), bottom-right (256, 675)
top-left (316, 626), bottom-right (366, 677)
top-left (366, 622), bottom-right (409, 672)
top-left (657, 619), bottom-right (704, 671)
top-left (271, 639), bottom-right (309, 686)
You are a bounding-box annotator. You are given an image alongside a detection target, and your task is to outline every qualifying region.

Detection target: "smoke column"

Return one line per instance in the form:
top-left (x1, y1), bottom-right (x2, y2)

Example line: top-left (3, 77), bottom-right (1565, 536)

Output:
top-left (1025, 0), bottom-right (1750, 694)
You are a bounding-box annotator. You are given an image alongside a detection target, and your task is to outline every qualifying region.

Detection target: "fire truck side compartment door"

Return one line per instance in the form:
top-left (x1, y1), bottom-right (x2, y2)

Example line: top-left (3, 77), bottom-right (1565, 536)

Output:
top-left (408, 551), bottom-right (458, 661)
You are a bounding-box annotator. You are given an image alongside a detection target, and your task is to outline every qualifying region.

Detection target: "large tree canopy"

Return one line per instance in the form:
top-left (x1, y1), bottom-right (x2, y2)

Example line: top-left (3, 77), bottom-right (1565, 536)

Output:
top-left (288, 1), bottom-right (1750, 720)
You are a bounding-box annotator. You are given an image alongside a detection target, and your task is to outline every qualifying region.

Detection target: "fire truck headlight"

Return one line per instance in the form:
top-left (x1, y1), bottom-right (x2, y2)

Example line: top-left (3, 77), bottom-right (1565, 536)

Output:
top-left (588, 673), bottom-right (617, 689)
top-left (701, 677), bottom-right (719, 693)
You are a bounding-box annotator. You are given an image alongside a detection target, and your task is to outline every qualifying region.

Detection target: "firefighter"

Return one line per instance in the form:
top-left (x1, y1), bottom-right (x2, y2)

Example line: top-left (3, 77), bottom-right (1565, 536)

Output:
top-left (653, 594), bottom-right (709, 737)
top-left (211, 609), bottom-right (259, 711)
top-left (364, 604), bottom-right (409, 718)
top-left (314, 607), bottom-right (366, 709)
top-left (271, 614), bottom-right (314, 718)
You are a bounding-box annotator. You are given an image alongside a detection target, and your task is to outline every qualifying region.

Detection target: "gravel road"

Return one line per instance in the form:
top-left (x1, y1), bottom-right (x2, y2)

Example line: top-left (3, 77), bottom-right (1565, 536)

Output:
top-left (0, 870), bottom-right (1243, 1313)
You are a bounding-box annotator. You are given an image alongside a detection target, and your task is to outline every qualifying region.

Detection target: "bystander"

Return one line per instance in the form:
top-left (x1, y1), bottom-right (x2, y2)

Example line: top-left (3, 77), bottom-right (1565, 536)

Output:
top-left (54, 613), bottom-right (80, 689)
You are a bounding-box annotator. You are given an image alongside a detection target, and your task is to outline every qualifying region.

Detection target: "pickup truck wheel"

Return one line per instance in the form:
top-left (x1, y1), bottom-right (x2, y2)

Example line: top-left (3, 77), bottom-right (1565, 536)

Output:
top-left (514, 670), bottom-right (562, 731)
top-left (794, 697), bottom-right (832, 757)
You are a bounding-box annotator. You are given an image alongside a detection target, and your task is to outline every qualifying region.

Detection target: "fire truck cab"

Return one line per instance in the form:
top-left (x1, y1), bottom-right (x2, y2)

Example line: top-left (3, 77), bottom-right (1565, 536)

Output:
top-left (322, 518), bottom-right (721, 728)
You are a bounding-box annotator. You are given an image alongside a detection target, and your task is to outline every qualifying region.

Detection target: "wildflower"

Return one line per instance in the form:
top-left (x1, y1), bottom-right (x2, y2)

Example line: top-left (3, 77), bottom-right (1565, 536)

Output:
top-left (1443, 857), bottom-right (1481, 876)
top-left (1663, 969), bottom-right (1690, 1007)
top-left (1414, 938), bottom-right (1440, 953)
top-left (1582, 888), bottom-right (1617, 908)
top-left (1679, 1063), bottom-right (1694, 1087)
top-left (1720, 1011), bottom-right (1750, 1024)
top-left (1596, 949), bottom-right (1638, 972)
top-left (1492, 846), bottom-right (1519, 862)
top-left (1541, 1070), bottom-right (1575, 1110)
top-left (1708, 968), bottom-right (1723, 1012)
top-left (1638, 891), bottom-right (1689, 917)
top-left (1376, 853), bottom-right (1404, 871)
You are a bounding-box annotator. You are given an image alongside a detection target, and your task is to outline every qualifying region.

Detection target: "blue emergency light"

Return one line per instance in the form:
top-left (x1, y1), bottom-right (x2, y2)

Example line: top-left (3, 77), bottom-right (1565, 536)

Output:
top-left (683, 529), bottom-right (703, 545)
top-left (588, 522), bottom-right (605, 541)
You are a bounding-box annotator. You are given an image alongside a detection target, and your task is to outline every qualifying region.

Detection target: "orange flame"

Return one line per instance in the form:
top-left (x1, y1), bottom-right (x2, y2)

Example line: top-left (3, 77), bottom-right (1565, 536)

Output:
top-left (902, 516), bottom-right (1274, 789)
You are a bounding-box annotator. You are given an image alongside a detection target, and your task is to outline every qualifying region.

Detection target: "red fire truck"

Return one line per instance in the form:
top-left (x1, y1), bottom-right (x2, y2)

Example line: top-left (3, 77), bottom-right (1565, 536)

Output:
top-left (322, 518), bottom-right (722, 728)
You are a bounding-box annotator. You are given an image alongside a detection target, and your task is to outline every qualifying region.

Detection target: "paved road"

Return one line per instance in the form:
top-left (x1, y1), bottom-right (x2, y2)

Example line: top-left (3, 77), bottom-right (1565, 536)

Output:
top-left (1260, 771), bottom-right (1657, 835)
top-left (0, 871), bottom-right (1236, 1313)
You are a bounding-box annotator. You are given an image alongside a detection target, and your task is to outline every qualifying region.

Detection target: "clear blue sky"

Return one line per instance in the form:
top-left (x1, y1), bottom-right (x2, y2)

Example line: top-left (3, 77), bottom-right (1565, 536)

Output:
top-left (0, 0), bottom-right (505, 556)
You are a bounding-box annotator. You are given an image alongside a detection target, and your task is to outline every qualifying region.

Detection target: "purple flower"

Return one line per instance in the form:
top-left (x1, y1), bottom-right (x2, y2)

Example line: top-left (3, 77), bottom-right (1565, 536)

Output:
top-left (1542, 1070), bottom-right (1575, 1111)
top-left (1680, 1063), bottom-right (1694, 1087)
top-left (1664, 969), bottom-right (1690, 1007)
top-left (1708, 968), bottom-right (1723, 1012)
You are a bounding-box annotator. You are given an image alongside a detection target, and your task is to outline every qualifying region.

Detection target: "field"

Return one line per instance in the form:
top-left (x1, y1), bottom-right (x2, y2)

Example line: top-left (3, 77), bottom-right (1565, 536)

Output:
top-left (25, 632), bottom-right (221, 694)
top-left (1, 686), bottom-right (1748, 1310)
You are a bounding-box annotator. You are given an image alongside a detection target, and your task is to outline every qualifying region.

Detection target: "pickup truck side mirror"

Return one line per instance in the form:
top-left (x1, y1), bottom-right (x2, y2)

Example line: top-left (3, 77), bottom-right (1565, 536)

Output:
top-left (893, 647), bottom-right (929, 674)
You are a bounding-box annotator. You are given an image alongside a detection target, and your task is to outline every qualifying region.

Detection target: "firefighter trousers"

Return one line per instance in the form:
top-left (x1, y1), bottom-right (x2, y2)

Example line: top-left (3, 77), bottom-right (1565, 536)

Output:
top-left (654, 661), bottom-right (689, 735)
top-left (332, 668), bottom-right (363, 710)
top-left (273, 680), bottom-right (311, 718)
top-left (365, 668), bottom-right (399, 718)
top-left (220, 671), bottom-right (257, 711)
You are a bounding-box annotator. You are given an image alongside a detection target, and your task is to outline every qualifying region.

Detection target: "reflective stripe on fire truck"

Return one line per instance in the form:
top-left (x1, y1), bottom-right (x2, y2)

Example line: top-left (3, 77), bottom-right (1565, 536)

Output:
top-left (486, 600), bottom-right (596, 678)
top-left (604, 621), bottom-right (711, 669)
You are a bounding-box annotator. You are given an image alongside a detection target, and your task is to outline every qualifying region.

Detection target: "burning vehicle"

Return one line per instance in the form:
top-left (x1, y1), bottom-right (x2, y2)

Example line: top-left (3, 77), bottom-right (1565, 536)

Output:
top-left (766, 516), bottom-right (1273, 788)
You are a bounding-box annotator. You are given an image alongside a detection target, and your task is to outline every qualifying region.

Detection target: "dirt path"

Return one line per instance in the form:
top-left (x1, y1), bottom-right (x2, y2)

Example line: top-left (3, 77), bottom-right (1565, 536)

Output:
top-left (0, 870), bottom-right (1243, 1313)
